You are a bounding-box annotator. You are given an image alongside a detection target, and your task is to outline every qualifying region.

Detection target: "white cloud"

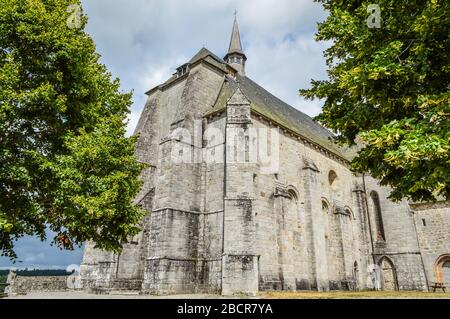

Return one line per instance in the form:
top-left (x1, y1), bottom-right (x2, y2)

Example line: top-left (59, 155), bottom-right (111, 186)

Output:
top-left (24, 253), bottom-right (45, 263)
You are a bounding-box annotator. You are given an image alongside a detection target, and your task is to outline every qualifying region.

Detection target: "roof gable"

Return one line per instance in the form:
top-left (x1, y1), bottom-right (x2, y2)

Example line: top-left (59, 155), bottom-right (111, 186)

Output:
top-left (189, 47), bottom-right (226, 65)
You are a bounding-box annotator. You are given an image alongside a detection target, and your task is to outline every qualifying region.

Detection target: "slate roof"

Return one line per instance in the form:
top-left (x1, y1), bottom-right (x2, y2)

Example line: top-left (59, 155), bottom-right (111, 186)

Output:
top-left (205, 74), bottom-right (356, 161)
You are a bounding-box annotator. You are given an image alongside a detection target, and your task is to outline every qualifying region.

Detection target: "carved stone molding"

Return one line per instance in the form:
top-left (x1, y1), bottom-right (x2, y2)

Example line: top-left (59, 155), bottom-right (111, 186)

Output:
top-left (302, 157), bottom-right (320, 172)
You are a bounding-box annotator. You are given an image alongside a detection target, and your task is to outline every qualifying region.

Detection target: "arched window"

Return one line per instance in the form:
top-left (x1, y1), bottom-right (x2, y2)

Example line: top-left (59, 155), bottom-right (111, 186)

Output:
top-left (322, 200), bottom-right (329, 214)
top-left (322, 199), bottom-right (331, 258)
top-left (370, 191), bottom-right (386, 241)
top-left (345, 208), bottom-right (355, 220)
top-left (288, 189), bottom-right (298, 202)
top-left (435, 255), bottom-right (450, 285)
top-left (287, 188), bottom-right (301, 227)
top-left (379, 256), bottom-right (398, 291)
top-left (328, 170), bottom-right (338, 186)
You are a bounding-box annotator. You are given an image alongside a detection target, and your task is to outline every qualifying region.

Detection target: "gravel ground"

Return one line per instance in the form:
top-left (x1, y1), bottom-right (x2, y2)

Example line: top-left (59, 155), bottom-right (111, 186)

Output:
top-left (5, 291), bottom-right (226, 299)
top-left (4, 291), bottom-right (259, 299)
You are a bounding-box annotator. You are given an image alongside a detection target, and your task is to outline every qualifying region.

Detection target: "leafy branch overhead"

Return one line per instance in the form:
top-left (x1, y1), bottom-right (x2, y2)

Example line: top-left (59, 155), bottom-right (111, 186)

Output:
top-left (301, 0), bottom-right (450, 202)
top-left (0, 0), bottom-right (146, 259)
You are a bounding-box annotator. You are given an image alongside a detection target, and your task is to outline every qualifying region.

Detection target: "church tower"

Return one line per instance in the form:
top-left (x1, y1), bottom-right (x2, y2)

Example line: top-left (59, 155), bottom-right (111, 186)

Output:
top-left (224, 15), bottom-right (247, 76)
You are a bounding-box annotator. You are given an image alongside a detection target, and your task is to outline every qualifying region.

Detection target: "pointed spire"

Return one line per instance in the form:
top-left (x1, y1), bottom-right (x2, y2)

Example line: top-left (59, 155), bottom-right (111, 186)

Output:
top-left (224, 14), bottom-right (247, 76)
top-left (227, 15), bottom-right (244, 55)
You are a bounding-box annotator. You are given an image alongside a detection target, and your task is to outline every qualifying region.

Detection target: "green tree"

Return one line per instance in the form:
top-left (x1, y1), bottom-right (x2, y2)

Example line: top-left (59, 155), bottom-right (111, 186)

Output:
top-left (301, 0), bottom-right (450, 202)
top-left (0, 0), bottom-right (145, 259)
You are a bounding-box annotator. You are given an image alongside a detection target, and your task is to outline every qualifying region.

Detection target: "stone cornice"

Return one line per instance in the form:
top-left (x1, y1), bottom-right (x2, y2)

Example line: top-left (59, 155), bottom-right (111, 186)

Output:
top-left (409, 201), bottom-right (450, 211)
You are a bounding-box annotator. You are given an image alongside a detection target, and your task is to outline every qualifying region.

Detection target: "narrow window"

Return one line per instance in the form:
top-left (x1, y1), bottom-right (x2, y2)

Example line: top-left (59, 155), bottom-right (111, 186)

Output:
top-left (322, 201), bottom-right (329, 214)
top-left (353, 261), bottom-right (359, 279)
top-left (370, 191), bottom-right (386, 241)
top-left (345, 208), bottom-right (354, 220)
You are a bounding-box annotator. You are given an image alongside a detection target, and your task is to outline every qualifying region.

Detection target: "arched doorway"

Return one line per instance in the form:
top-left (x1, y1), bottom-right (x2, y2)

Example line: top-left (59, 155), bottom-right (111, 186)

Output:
top-left (444, 261), bottom-right (450, 285)
top-left (435, 255), bottom-right (450, 285)
top-left (379, 257), bottom-right (398, 291)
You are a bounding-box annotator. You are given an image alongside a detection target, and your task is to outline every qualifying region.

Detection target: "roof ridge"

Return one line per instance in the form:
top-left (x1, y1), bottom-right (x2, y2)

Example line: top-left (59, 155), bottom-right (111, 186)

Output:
top-left (240, 75), bottom-right (330, 133)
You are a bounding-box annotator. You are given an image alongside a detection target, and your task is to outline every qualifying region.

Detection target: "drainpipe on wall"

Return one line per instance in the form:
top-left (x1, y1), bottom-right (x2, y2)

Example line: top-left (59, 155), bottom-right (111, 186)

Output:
top-left (221, 93), bottom-right (228, 293)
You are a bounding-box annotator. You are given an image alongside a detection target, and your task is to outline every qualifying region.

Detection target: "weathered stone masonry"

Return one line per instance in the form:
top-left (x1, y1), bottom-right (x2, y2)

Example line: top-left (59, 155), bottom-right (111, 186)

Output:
top-left (80, 18), bottom-right (450, 295)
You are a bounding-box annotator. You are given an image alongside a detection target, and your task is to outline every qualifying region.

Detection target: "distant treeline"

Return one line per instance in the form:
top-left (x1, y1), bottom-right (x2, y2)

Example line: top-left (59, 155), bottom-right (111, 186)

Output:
top-left (0, 269), bottom-right (72, 277)
top-left (0, 275), bottom-right (7, 294)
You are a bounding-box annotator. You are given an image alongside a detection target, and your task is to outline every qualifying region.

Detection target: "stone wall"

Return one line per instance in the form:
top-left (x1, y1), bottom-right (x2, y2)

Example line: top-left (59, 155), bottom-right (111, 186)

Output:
top-left (412, 202), bottom-right (450, 288)
top-left (7, 275), bottom-right (71, 295)
top-left (250, 115), bottom-right (370, 292)
top-left (364, 176), bottom-right (428, 291)
top-left (140, 61), bottom-right (226, 294)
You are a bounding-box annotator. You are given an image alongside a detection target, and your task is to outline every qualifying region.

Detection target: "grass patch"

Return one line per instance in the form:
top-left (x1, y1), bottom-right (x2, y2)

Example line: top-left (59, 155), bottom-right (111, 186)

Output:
top-left (261, 290), bottom-right (450, 299)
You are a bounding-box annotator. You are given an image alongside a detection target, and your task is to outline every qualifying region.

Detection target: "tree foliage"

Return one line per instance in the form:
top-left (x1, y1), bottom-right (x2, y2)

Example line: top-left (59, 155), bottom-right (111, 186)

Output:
top-left (301, 0), bottom-right (450, 202)
top-left (0, 0), bottom-right (146, 259)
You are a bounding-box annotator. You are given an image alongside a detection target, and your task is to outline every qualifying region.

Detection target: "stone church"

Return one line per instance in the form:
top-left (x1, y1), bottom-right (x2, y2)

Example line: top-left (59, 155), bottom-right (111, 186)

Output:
top-left (80, 18), bottom-right (450, 295)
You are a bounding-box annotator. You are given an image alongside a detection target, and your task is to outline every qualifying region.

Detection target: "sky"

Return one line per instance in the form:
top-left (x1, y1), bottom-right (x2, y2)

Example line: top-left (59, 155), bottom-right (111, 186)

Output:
top-left (0, 0), bottom-right (330, 269)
